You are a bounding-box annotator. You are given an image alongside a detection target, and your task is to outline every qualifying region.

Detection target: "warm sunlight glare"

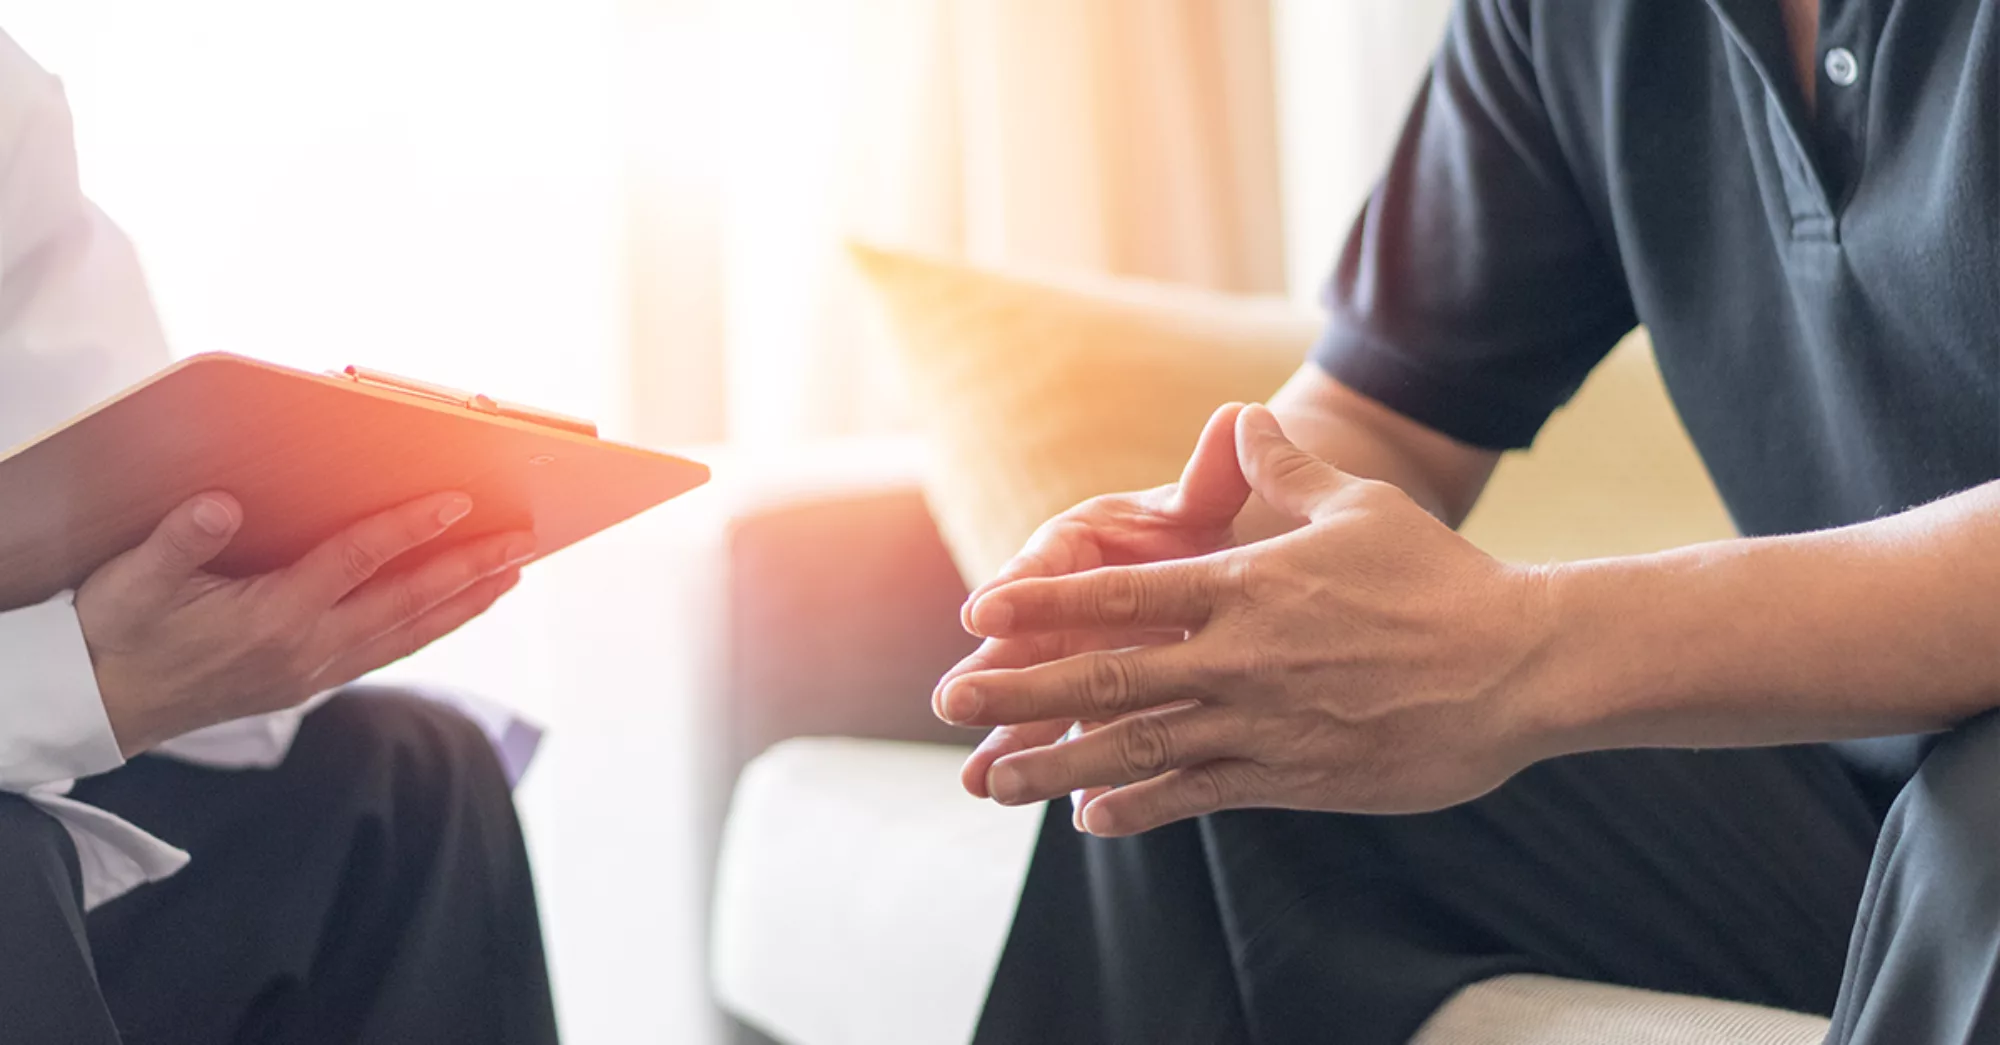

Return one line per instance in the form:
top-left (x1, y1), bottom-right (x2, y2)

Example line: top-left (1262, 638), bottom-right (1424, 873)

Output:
top-left (8, 0), bottom-right (627, 433)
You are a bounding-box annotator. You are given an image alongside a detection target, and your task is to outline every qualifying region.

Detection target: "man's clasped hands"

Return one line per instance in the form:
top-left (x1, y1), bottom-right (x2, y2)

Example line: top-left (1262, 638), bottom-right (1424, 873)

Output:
top-left (934, 402), bottom-right (1580, 836)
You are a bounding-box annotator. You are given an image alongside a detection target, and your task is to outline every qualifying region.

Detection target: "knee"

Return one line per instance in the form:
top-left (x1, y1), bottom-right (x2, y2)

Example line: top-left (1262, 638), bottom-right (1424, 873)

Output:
top-left (317, 685), bottom-right (496, 759)
top-left (298, 689), bottom-right (521, 843)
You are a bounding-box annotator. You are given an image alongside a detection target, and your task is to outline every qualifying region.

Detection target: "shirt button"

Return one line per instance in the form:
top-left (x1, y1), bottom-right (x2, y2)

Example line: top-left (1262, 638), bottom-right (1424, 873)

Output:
top-left (1825, 47), bottom-right (1861, 87)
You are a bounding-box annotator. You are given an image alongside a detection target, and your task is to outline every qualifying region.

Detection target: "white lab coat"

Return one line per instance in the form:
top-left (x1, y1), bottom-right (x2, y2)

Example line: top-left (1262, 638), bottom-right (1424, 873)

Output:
top-left (0, 29), bottom-right (317, 910)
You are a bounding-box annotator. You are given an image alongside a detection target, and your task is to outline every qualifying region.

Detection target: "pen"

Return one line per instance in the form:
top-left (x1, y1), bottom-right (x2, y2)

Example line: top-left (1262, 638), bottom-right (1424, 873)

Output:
top-left (340, 365), bottom-right (599, 438)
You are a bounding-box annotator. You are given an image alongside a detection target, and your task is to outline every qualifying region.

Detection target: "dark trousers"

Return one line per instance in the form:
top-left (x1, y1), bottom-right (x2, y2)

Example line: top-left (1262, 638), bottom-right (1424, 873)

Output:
top-left (975, 715), bottom-right (2000, 1045)
top-left (0, 690), bottom-right (558, 1045)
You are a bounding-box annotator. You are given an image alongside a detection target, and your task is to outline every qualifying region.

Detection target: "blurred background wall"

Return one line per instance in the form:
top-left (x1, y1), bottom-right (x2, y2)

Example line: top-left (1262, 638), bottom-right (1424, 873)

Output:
top-left (1, 0), bottom-right (1449, 1040)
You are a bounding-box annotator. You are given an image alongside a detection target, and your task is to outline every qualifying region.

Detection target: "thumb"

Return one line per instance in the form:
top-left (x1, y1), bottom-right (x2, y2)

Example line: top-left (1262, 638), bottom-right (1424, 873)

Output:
top-left (1236, 404), bottom-right (1351, 522)
top-left (1167, 402), bottom-right (1253, 524)
top-left (130, 493), bottom-right (242, 593)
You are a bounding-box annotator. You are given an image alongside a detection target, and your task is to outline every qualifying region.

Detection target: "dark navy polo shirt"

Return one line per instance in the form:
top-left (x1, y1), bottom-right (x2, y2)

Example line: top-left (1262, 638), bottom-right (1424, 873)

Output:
top-left (1313, 0), bottom-right (1998, 540)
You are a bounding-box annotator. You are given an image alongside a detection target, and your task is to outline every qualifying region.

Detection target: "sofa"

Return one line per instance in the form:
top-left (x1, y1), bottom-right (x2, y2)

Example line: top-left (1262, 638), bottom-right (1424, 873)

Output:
top-left (697, 378), bottom-right (1837, 1043)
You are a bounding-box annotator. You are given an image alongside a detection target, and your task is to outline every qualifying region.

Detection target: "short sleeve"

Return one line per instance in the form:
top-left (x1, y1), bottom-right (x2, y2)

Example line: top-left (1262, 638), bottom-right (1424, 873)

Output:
top-left (1311, 0), bottom-right (1636, 450)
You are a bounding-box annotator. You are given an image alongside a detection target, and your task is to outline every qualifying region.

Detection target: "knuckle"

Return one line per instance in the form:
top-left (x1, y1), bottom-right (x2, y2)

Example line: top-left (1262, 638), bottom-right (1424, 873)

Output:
top-left (338, 539), bottom-right (387, 583)
top-left (1081, 655), bottom-right (1135, 715)
top-left (1268, 449), bottom-right (1323, 489)
top-left (486, 541), bottom-right (521, 575)
top-left (247, 604), bottom-right (303, 648)
top-left (409, 505), bottom-right (447, 542)
top-left (1133, 484), bottom-right (1177, 513)
top-left (1034, 631), bottom-right (1070, 663)
top-left (1222, 553), bottom-right (1269, 604)
top-left (1249, 437), bottom-right (1320, 485)
top-left (1188, 765), bottom-right (1232, 813)
top-left (158, 522), bottom-right (205, 559)
top-left (1091, 571), bottom-right (1143, 626)
top-left (389, 581), bottom-right (430, 624)
top-left (1344, 476), bottom-right (1405, 513)
top-left (1072, 492), bottom-right (1120, 516)
top-left (1021, 519), bottom-right (1073, 558)
top-left (1115, 717), bottom-right (1175, 777)
top-left (1077, 492), bottom-right (1125, 518)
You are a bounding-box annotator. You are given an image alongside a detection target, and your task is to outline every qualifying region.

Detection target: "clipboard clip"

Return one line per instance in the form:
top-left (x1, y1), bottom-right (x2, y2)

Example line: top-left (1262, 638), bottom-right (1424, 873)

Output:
top-left (337, 366), bottom-right (599, 438)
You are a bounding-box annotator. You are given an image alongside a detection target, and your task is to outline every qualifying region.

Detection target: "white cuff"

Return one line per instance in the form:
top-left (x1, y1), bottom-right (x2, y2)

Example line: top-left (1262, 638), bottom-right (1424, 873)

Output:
top-left (28, 785), bottom-right (189, 909)
top-left (0, 591), bottom-right (123, 792)
top-left (154, 691), bottom-right (335, 769)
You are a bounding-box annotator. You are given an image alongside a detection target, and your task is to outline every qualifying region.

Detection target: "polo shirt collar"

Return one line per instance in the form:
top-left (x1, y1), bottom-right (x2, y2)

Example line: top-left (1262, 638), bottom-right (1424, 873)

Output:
top-left (1704, 0), bottom-right (1810, 110)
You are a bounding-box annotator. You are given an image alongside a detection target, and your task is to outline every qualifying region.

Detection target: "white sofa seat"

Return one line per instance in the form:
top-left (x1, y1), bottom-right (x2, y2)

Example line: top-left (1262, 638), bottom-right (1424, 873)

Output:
top-left (712, 738), bottom-right (1832, 1045)
top-left (712, 738), bottom-right (1045, 1045)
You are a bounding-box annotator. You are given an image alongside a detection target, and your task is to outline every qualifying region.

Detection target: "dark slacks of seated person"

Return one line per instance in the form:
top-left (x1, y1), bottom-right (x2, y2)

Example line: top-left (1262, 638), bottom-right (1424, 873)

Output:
top-left (0, 690), bottom-right (557, 1045)
top-left (965, 1), bottom-right (2000, 1043)
top-left (979, 726), bottom-right (2000, 1045)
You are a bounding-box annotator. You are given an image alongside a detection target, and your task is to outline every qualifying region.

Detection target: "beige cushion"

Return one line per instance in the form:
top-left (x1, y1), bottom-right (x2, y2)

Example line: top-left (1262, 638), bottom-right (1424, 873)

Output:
top-left (1457, 342), bottom-right (1737, 563)
top-left (851, 244), bottom-right (1736, 585)
top-left (851, 243), bottom-right (1306, 585)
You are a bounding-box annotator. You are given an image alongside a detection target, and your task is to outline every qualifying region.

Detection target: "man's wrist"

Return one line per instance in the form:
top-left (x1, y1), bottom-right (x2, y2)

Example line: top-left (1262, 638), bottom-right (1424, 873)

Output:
top-left (1514, 526), bottom-right (1979, 759)
top-left (1516, 551), bottom-right (1698, 759)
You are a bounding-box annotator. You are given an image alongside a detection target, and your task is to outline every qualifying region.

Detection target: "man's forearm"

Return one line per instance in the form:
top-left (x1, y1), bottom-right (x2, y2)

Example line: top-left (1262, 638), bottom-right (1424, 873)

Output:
top-left (1534, 481), bottom-right (2000, 755)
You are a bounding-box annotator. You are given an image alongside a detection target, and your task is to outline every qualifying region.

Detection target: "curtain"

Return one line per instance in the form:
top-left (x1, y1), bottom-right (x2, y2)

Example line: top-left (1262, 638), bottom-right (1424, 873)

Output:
top-left (1271, 0), bottom-right (1454, 303)
top-left (623, 0), bottom-right (1288, 447)
top-left (8, 0), bottom-right (631, 429)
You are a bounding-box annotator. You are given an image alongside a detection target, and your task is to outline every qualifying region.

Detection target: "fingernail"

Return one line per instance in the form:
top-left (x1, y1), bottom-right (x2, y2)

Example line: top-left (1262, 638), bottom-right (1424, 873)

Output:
top-left (969, 597), bottom-right (1012, 637)
top-left (1081, 801), bottom-right (1115, 836)
top-left (192, 498), bottom-right (234, 536)
top-left (438, 496), bottom-right (473, 527)
top-left (940, 682), bottom-right (982, 724)
top-left (1070, 791), bottom-right (1087, 831)
top-left (988, 764), bottom-right (1026, 805)
top-left (932, 673), bottom-right (961, 718)
top-left (502, 535), bottom-right (538, 565)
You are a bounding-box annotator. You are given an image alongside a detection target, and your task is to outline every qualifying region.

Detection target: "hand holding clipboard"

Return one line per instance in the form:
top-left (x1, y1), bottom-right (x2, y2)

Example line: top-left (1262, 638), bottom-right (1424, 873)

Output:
top-left (0, 353), bottom-right (709, 751)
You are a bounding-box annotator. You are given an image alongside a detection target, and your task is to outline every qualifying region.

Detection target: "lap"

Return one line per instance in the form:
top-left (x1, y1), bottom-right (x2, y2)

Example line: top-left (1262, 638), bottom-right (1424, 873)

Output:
top-left (1224, 744), bottom-right (1879, 1035)
top-left (71, 686), bottom-right (501, 862)
top-left (978, 742), bottom-right (1884, 1045)
top-left (69, 689), bottom-right (524, 1045)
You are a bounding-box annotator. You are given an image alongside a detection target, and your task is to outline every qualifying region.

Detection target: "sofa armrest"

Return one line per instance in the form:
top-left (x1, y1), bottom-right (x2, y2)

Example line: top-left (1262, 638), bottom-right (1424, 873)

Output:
top-left (719, 440), bottom-right (981, 770)
top-left (725, 483), bottom-right (981, 757)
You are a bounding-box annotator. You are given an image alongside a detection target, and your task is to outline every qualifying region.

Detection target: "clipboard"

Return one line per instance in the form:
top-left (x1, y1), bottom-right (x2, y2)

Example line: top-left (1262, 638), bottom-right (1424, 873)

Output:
top-left (0, 352), bottom-right (711, 611)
